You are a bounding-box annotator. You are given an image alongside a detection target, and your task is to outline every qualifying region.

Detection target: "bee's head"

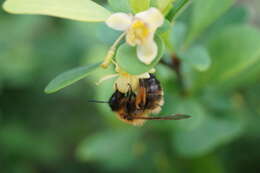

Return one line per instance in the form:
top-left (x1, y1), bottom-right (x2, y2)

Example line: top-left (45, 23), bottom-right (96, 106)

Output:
top-left (108, 89), bottom-right (125, 111)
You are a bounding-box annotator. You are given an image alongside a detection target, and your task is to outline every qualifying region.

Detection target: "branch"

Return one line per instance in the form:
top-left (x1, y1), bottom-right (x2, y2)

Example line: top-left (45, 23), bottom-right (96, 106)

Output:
top-left (160, 55), bottom-right (187, 96)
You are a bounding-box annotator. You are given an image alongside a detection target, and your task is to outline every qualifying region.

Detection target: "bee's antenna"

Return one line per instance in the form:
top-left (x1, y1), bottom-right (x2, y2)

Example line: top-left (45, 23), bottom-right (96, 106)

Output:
top-left (88, 100), bottom-right (109, 104)
top-left (132, 114), bottom-right (191, 120)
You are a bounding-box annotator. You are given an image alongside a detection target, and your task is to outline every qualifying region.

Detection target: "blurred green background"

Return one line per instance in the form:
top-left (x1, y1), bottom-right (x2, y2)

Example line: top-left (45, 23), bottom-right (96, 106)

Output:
top-left (1, 0), bottom-right (260, 173)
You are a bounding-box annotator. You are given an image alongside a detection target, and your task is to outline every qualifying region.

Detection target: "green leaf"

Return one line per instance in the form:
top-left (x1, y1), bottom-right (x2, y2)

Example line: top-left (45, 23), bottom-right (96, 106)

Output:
top-left (199, 6), bottom-right (250, 44)
top-left (173, 115), bottom-right (244, 157)
top-left (45, 62), bottom-right (101, 94)
top-left (209, 6), bottom-right (250, 31)
top-left (160, 98), bottom-right (207, 131)
top-left (156, 0), bottom-right (175, 15)
top-left (185, 0), bottom-right (234, 46)
top-left (157, 19), bottom-right (171, 34)
top-left (0, 125), bottom-right (60, 161)
top-left (3, 0), bottom-right (111, 22)
top-left (115, 35), bottom-right (165, 75)
top-left (229, 61), bottom-right (260, 88)
top-left (178, 45), bottom-right (211, 71)
top-left (108, 0), bottom-right (131, 13)
top-left (194, 25), bottom-right (260, 90)
top-left (166, 0), bottom-right (190, 21)
top-left (81, 46), bottom-right (116, 119)
top-left (129, 0), bottom-right (150, 13)
top-left (170, 22), bottom-right (187, 51)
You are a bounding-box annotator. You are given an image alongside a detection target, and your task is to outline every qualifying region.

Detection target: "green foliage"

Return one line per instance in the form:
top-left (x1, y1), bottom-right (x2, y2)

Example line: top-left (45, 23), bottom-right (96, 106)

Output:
top-left (129, 0), bottom-right (150, 13)
top-left (115, 35), bottom-right (165, 75)
top-left (3, 0), bottom-right (111, 22)
top-left (157, 19), bottom-right (171, 34)
top-left (185, 0), bottom-right (234, 46)
top-left (45, 62), bottom-right (101, 94)
top-left (1, 0), bottom-right (260, 173)
top-left (194, 25), bottom-right (260, 90)
top-left (152, 0), bottom-right (175, 15)
top-left (0, 125), bottom-right (61, 162)
top-left (171, 22), bottom-right (211, 72)
top-left (77, 129), bottom-right (139, 168)
top-left (173, 115), bottom-right (244, 157)
top-left (170, 21), bottom-right (187, 51)
top-left (166, 0), bottom-right (190, 21)
top-left (108, 0), bottom-right (131, 13)
top-left (178, 45), bottom-right (211, 71)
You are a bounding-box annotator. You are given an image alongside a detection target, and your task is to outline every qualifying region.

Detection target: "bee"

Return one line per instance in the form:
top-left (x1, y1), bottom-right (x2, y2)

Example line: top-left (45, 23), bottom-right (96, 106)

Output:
top-left (90, 74), bottom-right (191, 126)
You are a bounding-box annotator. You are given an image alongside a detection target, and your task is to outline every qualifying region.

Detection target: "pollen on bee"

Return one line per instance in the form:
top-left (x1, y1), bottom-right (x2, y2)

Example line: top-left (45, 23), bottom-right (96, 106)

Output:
top-left (114, 74), bottom-right (140, 93)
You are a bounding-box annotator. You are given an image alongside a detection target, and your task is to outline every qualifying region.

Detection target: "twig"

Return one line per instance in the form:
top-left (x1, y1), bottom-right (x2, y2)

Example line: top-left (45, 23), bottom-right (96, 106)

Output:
top-left (160, 55), bottom-right (187, 96)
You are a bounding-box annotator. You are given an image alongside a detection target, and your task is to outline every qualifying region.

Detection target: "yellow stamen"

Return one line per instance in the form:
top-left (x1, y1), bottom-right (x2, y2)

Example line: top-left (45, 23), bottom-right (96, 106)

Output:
top-left (126, 20), bottom-right (150, 46)
top-left (101, 32), bottom-right (126, 69)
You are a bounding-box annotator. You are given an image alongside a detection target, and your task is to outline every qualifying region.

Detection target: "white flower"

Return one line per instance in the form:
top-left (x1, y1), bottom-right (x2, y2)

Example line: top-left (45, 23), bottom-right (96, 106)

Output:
top-left (106, 8), bottom-right (164, 65)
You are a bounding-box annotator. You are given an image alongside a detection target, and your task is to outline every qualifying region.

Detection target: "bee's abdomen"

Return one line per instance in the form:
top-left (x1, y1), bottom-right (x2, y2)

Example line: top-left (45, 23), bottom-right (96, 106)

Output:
top-left (146, 91), bottom-right (163, 110)
top-left (140, 74), bottom-right (164, 113)
top-left (144, 74), bottom-right (162, 93)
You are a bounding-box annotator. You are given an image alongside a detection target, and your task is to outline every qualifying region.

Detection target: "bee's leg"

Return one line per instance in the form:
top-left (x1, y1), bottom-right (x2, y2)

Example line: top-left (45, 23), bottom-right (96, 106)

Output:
top-left (127, 88), bottom-right (136, 105)
top-left (124, 83), bottom-right (145, 117)
top-left (115, 83), bottom-right (118, 90)
top-left (127, 83), bottom-right (133, 91)
top-left (122, 114), bottom-right (134, 121)
top-left (125, 83), bottom-right (133, 98)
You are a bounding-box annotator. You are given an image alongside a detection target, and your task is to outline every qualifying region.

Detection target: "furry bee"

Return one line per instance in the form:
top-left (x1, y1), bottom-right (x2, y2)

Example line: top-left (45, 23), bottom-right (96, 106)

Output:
top-left (107, 74), bottom-right (191, 126)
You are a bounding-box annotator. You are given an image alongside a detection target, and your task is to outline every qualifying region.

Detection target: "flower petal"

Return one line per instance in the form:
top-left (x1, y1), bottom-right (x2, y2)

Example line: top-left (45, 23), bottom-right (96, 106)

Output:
top-left (135, 8), bottom-right (164, 30)
top-left (137, 37), bottom-right (158, 65)
top-left (106, 13), bottom-right (133, 31)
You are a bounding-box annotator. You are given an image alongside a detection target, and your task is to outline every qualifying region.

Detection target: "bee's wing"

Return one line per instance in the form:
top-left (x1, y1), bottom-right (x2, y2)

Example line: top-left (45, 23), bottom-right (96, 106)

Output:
top-left (133, 114), bottom-right (191, 120)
